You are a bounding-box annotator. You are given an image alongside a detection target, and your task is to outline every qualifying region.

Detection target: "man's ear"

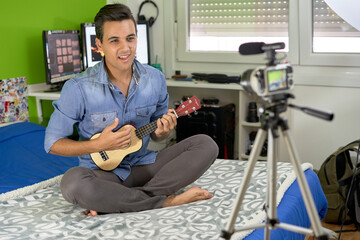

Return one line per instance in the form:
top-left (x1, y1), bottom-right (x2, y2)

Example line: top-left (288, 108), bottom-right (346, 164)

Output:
top-left (95, 38), bottom-right (102, 51)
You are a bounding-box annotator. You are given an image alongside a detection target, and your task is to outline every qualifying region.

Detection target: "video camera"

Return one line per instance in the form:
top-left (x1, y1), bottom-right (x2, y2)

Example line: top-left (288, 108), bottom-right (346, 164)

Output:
top-left (239, 42), bottom-right (294, 98)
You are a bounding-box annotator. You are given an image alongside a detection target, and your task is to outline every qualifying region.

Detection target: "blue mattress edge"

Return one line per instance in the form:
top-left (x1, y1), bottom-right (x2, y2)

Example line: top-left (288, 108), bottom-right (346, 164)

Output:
top-left (244, 169), bottom-right (328, 240)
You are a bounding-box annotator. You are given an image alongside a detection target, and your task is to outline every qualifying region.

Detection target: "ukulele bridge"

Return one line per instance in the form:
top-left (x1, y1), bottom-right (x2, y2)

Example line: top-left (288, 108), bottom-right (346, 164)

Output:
top-left (99, 151), bottom-right (109, 161)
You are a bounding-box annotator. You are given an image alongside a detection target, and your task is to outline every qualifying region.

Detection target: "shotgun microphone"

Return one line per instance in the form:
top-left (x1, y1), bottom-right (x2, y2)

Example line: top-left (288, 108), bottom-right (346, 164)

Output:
top-left (239, 42), bottom-right (265, 55)
top-left (239, 42), bottom-right (285, 55)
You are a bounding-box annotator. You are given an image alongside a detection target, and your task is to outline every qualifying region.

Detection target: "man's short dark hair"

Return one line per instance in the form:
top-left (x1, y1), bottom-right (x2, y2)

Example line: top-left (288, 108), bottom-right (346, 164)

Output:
top-left (94, 4), bottom-right (137, 42)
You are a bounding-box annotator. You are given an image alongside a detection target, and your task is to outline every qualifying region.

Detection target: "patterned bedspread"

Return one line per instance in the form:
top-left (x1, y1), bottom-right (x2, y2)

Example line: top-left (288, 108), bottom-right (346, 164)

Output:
top-left (0, 159), bottom-right (313, 240)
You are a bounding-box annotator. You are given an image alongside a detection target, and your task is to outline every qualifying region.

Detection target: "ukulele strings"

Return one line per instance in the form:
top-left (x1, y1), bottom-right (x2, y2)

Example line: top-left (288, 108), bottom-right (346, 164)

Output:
top-left (126, 109), bottom-right (181, 143)
top-left (136, 121), bottom-right (157, 139)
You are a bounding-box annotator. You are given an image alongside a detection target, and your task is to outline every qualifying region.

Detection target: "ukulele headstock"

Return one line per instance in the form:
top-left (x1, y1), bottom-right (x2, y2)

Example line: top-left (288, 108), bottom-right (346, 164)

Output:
top-left (175, 96), bottom-right (201, 117)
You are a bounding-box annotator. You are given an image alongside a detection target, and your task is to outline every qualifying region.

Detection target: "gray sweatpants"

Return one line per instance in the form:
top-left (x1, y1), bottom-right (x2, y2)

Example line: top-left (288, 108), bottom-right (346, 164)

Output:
top-left (60, 134), bottom-right (218, 213)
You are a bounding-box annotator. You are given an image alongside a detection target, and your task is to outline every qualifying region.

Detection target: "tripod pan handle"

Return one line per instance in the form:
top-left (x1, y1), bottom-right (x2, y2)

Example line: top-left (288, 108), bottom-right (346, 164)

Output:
top-left (288, 104), bottom-right (334, 121)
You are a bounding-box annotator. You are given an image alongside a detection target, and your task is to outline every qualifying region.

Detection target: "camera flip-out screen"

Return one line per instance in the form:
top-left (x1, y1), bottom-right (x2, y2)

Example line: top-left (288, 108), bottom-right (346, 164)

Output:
top-left (267, 69), bottom-right (287, 92)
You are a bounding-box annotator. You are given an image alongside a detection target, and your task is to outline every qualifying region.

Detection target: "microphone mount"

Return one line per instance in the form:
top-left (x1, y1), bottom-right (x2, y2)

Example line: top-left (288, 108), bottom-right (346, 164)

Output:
top-left (262, 42), bottom-right (285, 66)
top-left (238, 42), bottom-right (285, 66)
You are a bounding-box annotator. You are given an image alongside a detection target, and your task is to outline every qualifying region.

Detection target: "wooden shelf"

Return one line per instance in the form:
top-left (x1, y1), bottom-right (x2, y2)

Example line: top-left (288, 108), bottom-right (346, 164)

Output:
top-left (241, 121), bottom-right (261, 127)
top-left (166, 79), bottom-right (242, 90)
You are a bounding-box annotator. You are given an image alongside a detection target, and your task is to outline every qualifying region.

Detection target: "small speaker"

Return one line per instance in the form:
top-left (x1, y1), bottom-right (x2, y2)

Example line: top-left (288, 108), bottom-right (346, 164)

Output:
top-left (176, 103), bottom-right (235, 159)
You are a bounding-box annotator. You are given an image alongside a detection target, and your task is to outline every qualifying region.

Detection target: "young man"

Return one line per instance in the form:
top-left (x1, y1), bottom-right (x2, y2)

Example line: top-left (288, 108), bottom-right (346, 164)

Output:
top-left (45, 3), bottom-right (218, 216)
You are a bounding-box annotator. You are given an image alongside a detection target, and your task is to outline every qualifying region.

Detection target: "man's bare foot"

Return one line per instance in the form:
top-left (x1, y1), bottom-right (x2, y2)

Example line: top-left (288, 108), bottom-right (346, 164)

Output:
top-left (84, 209), bottom-right (98, 216)
top-left (84, 187), bottom-right (212, 214)
top-left (163, 186), bottom-right (213, 207)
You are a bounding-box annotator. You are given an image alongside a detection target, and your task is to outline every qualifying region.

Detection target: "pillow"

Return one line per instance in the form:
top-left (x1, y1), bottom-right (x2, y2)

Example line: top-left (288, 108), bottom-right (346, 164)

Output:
top-left (0, 121), bottom-right (22, 127)
top-left (0, 76), bottom-right (29, 124)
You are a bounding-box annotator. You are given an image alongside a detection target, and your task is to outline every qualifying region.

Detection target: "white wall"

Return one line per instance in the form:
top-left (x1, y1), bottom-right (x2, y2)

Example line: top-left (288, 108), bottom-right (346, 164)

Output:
top-left (109, 0), bottom-right (360, 170)
top-left (291, 85), bottom-right (360, 169)
top-left (107, 0), bottom-right (165, 68)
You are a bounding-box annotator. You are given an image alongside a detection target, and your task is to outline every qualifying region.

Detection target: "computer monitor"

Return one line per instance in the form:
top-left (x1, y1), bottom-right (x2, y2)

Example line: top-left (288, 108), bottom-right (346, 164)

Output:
top-left (81, 22), bottom-right (150, 69)
top-left (42, 30), bottom-right (82, 91)
top-left (81, 23), bottom-right (102, 69)
top-left (136, 23), bottom-right (151, 65)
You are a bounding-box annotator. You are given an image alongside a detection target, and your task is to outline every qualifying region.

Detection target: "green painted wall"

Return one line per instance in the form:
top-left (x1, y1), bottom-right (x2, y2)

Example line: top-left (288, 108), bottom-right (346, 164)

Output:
top-left (0, 0), bottom-right (106, 125)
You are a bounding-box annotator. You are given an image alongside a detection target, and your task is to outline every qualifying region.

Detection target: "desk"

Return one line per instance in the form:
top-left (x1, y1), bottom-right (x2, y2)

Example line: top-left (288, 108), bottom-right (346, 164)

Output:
top-left (28, 83), bottom-right (60, 124)
top-left (28, 80), bottom-right (243, 123)
top-left (28, 81), bottom-right (261, 160)
top-left (166, 78), bottom-right (242, 90)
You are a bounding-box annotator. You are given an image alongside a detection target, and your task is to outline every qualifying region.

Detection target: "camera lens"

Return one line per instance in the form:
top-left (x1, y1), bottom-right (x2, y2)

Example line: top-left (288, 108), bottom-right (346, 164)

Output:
top-left (240, 69), bottom-right (255, 94)
top-left (246, 102), bottom-right (259, 122)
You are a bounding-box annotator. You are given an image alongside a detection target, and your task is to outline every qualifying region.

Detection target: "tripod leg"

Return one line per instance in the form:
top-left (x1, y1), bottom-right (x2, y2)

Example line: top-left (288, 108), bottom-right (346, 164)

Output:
top-left (282, 129), bottom-right (327, 239)
top-left (221, 129), bottom-right (267, 240)
top-left (264, 129), bottom-right (279, 240)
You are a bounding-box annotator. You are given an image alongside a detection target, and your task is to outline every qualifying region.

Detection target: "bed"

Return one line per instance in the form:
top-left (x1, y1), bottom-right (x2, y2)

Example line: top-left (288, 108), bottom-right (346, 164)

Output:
top-left (0, 122), bottom-right (328, 240)
top-left (0, 122), bottom-right (78, 195)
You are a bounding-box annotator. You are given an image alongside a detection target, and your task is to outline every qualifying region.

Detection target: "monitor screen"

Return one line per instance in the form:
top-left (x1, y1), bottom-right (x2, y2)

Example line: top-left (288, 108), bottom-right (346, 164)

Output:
top-left (81, 22), bottom-right (150, 69)
top-left (267, 69), bottom-right (287, 92)
top-left (81, 23), bottom-right (102, 69)
top-left (136, 23), bottom-right (150, 65)
top-left (42, 30), bottom-right (82, 89)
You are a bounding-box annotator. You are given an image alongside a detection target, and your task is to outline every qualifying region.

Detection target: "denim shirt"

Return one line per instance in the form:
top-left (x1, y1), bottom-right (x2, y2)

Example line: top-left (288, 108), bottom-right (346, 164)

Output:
top-left (45, 59), bottom-right (169, 180)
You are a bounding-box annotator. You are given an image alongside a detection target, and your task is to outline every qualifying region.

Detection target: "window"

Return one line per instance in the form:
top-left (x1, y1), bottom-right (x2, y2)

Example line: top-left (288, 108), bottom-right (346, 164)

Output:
top-left (174, 0), bottom-right (360, 67)
top-left (175, 0), bottom-right (298, 64)
top-left (313, 0), bottom-right (360, 53)
top-left (299, 0), bottom-right (360, 67)
top-left (189, 0), bottom-right (290, 52)
top-left (187, 0), bottom-right (360, 54)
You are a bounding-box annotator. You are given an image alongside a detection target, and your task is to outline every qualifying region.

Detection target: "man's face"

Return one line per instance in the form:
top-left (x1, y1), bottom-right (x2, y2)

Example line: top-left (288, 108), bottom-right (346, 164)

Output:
top-left (96, 19), bottom-right (137, 73)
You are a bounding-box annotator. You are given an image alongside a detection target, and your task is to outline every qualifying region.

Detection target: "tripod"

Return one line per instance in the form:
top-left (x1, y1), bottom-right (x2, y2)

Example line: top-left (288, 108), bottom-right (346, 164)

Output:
top-left (221, 96), bottom-right (332, 240)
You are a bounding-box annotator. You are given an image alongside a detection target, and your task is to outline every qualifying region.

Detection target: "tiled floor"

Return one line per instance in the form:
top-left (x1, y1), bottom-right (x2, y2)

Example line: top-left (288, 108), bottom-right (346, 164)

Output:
top-left (308, 221), bottom-right (359, 240)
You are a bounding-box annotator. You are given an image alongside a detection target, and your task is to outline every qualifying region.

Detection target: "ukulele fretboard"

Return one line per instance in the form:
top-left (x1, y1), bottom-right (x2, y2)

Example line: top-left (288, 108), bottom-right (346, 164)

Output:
top-left (135, 121), bottom-right (158, 139)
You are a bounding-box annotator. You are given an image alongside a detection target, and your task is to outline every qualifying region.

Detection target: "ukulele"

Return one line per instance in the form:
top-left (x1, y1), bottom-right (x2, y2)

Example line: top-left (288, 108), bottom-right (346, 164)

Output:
top-left (90, 96), bottom-right (201, 171)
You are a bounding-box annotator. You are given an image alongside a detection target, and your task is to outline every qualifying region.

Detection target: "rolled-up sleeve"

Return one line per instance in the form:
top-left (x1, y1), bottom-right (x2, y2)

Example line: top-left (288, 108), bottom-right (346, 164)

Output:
top-left (44, 79), bottom-right (84, 153)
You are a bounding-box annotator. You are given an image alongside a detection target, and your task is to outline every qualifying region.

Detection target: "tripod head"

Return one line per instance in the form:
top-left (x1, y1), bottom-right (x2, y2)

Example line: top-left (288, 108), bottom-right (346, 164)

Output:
top-left (260, 93), bottom-right (334, 122)
top-left (258, 93), bottom-right (334, 138)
